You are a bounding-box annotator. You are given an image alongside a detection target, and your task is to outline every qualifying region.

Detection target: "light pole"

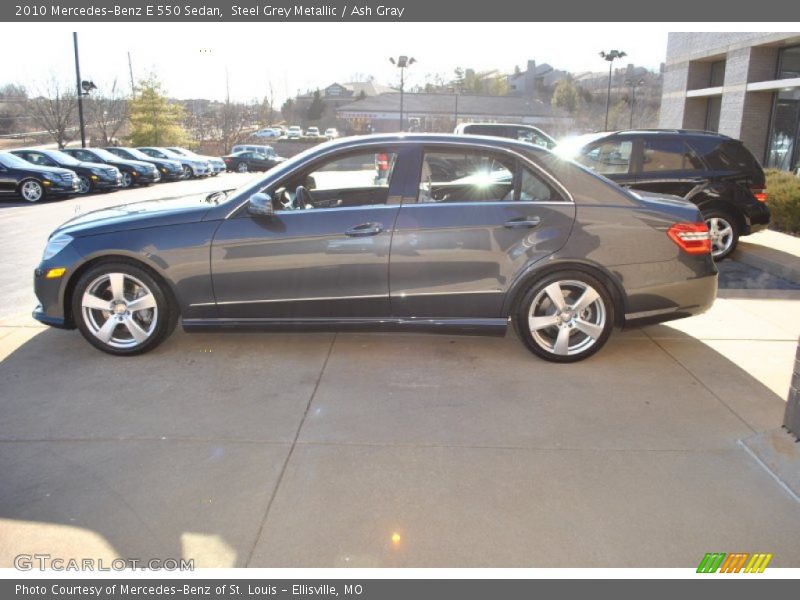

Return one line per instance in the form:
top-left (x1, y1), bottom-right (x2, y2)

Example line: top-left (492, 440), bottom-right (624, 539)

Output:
top-left (390, 55), bottom-right (416, 132)
top-left (600, 50), bottom-right (626, 131)
top-left (625, 78), bottom-right (644, 129)
top-left (73, 33), bottom-right (97, 148)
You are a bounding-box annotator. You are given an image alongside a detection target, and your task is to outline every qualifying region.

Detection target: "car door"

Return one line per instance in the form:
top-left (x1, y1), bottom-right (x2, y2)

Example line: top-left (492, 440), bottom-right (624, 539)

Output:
top-left (389, 144), bottom-right (576, 318)
top-left (0, 160), bottom-right (17, 195)
top-left (574, 137), bottom-right (638, 187)
top-left (210, 145), bottom-right (414, 319)
top-left (630, 137), bottom-right (708, 198)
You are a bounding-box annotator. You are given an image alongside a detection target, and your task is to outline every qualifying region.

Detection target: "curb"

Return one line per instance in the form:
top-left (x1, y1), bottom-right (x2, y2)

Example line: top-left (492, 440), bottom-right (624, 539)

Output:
top-left (732, 241), bottom-right (800, 285)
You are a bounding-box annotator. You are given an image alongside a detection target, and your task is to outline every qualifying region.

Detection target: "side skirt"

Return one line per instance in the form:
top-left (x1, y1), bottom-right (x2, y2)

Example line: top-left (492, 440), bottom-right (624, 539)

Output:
top-left (181, 317), bottom-right (509, 337)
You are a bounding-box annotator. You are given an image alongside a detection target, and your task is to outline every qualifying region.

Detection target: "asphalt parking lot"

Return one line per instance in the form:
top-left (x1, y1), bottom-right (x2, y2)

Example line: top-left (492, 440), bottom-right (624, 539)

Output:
top-left (1, 177), bottom-right (799, 568)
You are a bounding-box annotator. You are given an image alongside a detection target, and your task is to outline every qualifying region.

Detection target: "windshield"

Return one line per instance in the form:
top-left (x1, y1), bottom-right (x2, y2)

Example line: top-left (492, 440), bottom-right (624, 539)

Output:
top-left (123, 147), bottom-right (158, 161)
top-left (46, 150), bottom-right (81, 166)
top-left (91, 148), bottom-right (124, 161)
top-left (168, 147), bottom-right (191, 156)
top-left (0, 152), bottom-right (41, 169)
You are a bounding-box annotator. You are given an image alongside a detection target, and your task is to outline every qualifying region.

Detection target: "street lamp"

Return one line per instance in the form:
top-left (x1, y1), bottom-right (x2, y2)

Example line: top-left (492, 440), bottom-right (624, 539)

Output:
top-left (600, 49), bottom-right (626, 131)
top-left (73, 32), bottom-right (97, 148)
top-left (624, 78), bottom-right (645, 129)
top-left (390, 55), bottom-right (416, 132)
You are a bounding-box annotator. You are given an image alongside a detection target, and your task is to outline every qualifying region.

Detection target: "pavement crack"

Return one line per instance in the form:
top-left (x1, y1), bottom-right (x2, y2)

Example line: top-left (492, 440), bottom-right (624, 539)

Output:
top-left (243, 332), bottom-right (337, 567)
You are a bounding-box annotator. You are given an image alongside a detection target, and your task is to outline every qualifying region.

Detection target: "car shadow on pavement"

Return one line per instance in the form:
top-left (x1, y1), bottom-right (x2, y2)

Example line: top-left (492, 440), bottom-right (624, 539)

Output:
top-left (0, 323), bottom-right (798, 568)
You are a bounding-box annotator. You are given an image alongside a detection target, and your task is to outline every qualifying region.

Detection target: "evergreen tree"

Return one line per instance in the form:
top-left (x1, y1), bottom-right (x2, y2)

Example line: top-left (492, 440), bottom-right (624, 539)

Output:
top-left (127, 75), bottom-right (186, 146)
top-left (307, 90), bottom-right (325, 122)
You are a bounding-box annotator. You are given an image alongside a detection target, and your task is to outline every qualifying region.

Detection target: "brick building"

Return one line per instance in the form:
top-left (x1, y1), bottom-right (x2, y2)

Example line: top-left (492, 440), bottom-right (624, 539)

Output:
top-left (659, 32), bottom-right (800, 171)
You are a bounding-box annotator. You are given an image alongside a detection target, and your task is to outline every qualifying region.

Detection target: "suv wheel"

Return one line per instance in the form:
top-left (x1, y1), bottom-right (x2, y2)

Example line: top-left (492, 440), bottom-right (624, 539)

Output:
top-left (515, 271), bottom-right (614, 363)
top-left (72, 262), bottom-right (177, 356)
top-left (703, 210), bottom-right (739, 260)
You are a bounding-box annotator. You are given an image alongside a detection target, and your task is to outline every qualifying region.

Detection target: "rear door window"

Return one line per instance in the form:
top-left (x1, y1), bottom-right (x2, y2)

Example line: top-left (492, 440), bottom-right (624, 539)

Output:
top-left (576, 140), bottom-right (633, 175)
top-left (641, 138), bottom-right (703, 172)
top-left (419, 150), bottom-right (515, 203)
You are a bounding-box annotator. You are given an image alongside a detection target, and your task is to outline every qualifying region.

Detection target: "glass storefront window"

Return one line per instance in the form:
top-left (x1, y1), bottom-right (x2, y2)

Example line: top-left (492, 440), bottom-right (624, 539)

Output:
top-left (778, 45), bottom-right (800, 79)
top-left (766, 88), bottom-right (800, 171)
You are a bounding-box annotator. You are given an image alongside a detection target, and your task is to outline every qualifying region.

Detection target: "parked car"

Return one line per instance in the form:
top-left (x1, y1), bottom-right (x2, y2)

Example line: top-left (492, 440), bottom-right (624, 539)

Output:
top-left (11, 148), bottom-right (122, 195)
top-left (455, 123), bottom-right (556, 149)
top-left (137, 147), bottom-right (211, 179)
top-left (32, 134), bottom-right (717, 361)
top-left (61, 147), bottom-right (160, 188)
top-left (103, 147), bottom-right (184, 182)
top-left (230, 144), bottom-right (281, 160)
top-left (252, 127), bottom-right (281, 139)
top-left (556, 129), bottom-right (770, 259)
top-left (324, 128), bottom-right (339, 139)
top-left (305, 127), bottom-right (320, 138)
top-left (287, 126), bottom-right (302, 139)
top-left (222, 151), bottom-right (282, 173)
top-left (165, 147), bottom-right (226, 176)
top-left (0, 151), bottom-right (79, 202)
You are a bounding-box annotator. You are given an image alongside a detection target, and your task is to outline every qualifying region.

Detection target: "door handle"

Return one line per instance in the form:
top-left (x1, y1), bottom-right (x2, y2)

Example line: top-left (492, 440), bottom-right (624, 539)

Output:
top-left (345, 222), bottom-right (383, 237)
top-left (504, 216), bottom-right (541, 229)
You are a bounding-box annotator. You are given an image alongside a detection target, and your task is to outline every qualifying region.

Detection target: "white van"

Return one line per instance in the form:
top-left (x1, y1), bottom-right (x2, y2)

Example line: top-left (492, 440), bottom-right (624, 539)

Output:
top-left (230, 144), bottom-right (279, 158)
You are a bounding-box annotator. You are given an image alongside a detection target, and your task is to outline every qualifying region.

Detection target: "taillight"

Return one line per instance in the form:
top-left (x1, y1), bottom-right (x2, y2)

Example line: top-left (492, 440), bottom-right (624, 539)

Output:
top-left (376, 153), bottom-right (389, 171)
top-left (667, 222), bottom-right (711, 255)
top-left (750, 186), bottom-right (768, 202)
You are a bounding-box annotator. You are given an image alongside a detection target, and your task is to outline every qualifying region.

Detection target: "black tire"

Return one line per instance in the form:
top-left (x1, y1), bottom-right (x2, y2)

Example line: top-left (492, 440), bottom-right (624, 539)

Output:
top-left (182, 165), bottom-right (193, 179)
top-left (77, 175), bottom-right (93, 195)
top-left (514, 270), bottom-right (615, 363)
top-left (702, 209), bottom-right (739, 261)
top-left (18, 179), bottom-right (45, 202)
top-left (120, 171), bottom-right (134, 188)
top-left (71, 261), bottom-right (178, 356)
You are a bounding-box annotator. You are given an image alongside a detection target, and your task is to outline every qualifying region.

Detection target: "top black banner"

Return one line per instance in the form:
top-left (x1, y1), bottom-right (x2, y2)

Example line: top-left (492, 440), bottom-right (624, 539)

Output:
top-left (3, 0), bottom-right (799, 21)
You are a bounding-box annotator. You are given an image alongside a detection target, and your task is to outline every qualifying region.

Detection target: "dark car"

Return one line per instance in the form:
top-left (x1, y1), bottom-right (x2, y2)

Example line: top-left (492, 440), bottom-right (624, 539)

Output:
top-left (222, 151), bottom-right (282, 173)
top-left (455, 122), bottom-right (557, 149)
top-left (60, 147), bottom-right (161, 188)
top-left (32, 134), bottom-right (717, 362)
top-left (103, 147), bottom-right (184, 182)
top-left (137, 147), bottom-right (211, 179)
top-left (557, 129), bottom-right (770, 259)
top-left (0, 151), bottom-right (79, 202)
top-left (11, 148), bottom-right (123, 195)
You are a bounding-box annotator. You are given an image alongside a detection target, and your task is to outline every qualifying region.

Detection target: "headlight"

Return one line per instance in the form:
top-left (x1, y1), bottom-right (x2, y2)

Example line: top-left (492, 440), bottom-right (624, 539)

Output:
top-left (90, 168), bottom-right (104, 176)
top-left (43, 233), bottom-right (73, 261)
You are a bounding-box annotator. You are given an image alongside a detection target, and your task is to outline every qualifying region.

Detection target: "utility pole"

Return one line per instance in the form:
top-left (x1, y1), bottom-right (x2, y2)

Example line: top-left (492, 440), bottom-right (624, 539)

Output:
top-left (73, 32), bottom-right (87, 148)
top-left (127, 51), bottom-right (135, 97)
top-left (600, 50), bottom-right (626, 131)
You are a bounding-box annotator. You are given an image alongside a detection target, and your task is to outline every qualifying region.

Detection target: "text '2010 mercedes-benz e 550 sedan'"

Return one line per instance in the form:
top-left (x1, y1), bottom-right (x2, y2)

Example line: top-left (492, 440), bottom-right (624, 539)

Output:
top-left (32, 134), bottom-right (717, 362)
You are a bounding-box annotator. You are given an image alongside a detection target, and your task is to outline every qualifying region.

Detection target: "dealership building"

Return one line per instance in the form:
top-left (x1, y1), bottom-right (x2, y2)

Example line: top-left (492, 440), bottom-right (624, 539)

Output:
top-left (659, 32), bottom-right (800, 171)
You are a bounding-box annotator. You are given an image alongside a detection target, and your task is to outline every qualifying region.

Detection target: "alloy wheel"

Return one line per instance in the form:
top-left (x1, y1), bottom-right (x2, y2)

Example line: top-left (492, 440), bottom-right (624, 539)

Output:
top-left (705, 216), bottom-right (734, 258)
top-left (77, 176), bottom-right (92, 194)
top-left (20, 180), bottom-right (44, 202)
top-left (182, 165), bottom-right (193, 179)
top-left (121, 172), bottom-right (133, 188)
top-left (528, 279), bottom-right (607, 357)
top-left (81, 272), bottom-right (158, 349)
top-left (237, 162), bottom-right (249, 173)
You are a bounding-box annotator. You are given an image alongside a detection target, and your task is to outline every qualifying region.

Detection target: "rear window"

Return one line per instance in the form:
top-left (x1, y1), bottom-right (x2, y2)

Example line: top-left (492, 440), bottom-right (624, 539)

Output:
top-left (689, 138), bottom-right (763, 176)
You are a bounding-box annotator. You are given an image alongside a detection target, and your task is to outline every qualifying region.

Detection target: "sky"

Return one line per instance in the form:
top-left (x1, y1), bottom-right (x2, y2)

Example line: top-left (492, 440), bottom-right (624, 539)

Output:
top-left (0, 23), bottom-right (791, 104)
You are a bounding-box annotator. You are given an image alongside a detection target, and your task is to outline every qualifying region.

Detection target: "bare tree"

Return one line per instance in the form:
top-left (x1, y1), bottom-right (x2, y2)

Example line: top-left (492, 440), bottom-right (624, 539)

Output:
top-left (85, 79), bottom-right (129, 145)
top-left (25, 78), bottom-right (78, 148)
top-left (0, 84), bottom-right (28, 135)
top-left (210, 100), bottom-right (249, 154)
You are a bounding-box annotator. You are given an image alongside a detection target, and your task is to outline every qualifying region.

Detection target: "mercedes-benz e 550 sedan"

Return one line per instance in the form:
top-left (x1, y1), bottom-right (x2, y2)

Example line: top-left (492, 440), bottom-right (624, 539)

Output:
top-left (32, 134), bottom-right (717, 362)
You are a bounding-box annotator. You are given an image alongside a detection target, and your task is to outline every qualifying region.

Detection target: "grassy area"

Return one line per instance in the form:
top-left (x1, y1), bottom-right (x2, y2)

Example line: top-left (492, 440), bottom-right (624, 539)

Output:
top-left (766, 169), bottom-right (800, 234)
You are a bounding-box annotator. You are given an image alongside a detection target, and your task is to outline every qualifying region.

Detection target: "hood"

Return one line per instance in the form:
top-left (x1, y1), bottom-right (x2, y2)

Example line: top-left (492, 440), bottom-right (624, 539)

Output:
top-left (79, 161), bottom-right (118, 171)
top-left (108, 157), bottom-right (157, 171)
top-left (54, 194), bottom-right (219, 237)
top-left (19, 164), bottom-right (76, 177)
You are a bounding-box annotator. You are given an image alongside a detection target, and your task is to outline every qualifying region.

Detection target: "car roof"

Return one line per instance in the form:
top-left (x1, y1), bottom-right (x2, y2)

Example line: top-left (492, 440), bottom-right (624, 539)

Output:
top-left (306, 132), bottom-right (551, 155)
top-left (595, 129), bottom-right (733, 140)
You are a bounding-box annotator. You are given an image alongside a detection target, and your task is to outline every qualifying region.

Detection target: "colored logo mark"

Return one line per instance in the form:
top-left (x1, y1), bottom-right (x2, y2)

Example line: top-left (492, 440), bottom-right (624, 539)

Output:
top-left (697, 552), bottom-right (773, 573)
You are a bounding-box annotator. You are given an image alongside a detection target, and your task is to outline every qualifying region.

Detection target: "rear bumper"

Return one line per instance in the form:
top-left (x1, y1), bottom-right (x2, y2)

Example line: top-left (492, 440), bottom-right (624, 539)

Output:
top-left (623, 271), bottom-right (717, 327)
top-left (742, 201), bottom-right (770, 235)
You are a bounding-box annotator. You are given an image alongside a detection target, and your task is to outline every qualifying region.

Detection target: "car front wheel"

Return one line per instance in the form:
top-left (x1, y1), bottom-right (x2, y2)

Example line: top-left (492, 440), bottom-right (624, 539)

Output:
top-left (77, 175), bottom-right (93, 195)
top-left (72, 262), bottom-right (177, 356)
top-left (120, 171), bottom-right (134, 188)
top-left (19, 179), bottom-right (45, 202)
top-left (515, 271), bottom-right (614, 363)
top-left (237, 162), bottom-right (249, 173)
top-left (703, 210), bottom-right (739, 260)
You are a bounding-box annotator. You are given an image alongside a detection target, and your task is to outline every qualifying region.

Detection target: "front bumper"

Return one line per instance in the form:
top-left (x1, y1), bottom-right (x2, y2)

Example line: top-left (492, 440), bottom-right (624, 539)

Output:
top-left (158, 169), bottom-right (184, 181)
top-left (32, 304), bottom-right (69, 328)
top-left (135, 170), bottom-right (161, 184)
top-left (94, 174), bottom-right (124, 190)
top-left (46, 179), bottom-right (80, 196)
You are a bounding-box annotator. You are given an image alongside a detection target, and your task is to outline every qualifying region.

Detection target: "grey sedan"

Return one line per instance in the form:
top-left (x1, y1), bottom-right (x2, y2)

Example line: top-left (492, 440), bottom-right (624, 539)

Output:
top-left (32, 134), bottom-right (717, 362)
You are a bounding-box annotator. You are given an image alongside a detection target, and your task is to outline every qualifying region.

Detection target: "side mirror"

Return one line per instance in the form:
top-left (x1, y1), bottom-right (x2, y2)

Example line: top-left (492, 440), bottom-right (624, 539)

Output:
top-left (247, 192), bottom-right (274, 217)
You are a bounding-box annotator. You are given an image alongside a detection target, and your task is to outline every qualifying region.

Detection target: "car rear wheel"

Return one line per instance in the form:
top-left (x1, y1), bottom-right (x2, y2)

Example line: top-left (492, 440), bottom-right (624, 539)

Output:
top-left (72, 262), bottom-right (177, 356)
top-left (703, 210), bottom-right (739, 260)
top-left (515, 271), bottom-right (614, 363)
top-left (120, 171), bottom-right (133, 188)
top-left (77, 175), bottom-right (92, 195)
top-left (19, 179), bottom-right (45, 202)
top-left (237, 162), bottom-right (249, 173)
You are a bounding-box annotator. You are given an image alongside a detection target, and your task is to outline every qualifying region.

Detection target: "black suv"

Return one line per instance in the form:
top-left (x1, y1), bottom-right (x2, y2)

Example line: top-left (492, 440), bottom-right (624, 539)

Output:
top-left (559, 130), bottom-right (770, 259)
